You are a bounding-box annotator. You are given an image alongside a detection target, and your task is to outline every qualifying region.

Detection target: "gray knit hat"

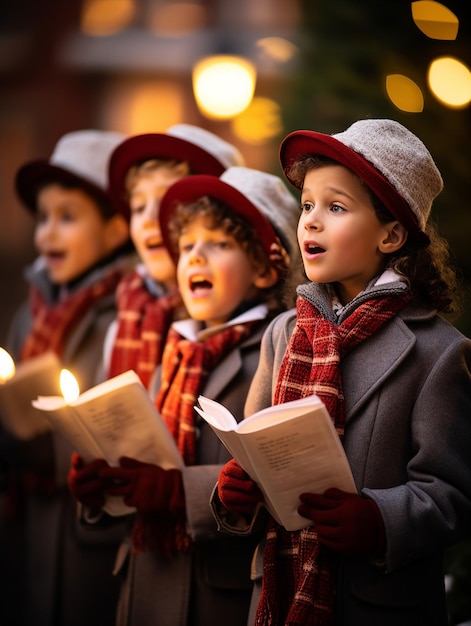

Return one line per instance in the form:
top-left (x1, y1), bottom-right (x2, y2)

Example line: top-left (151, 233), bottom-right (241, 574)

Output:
top-left (159, 166), bottom-right (300, 268)
top-left (280, 119), bottom-right (443, 245)
top-left (16, 129), bottom-right (126, 214)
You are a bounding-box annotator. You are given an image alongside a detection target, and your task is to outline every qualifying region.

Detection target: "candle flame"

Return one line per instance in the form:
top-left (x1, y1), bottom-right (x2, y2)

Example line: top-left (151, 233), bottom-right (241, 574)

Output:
top-left (60, 369), bottom-right (80, 403)
top-left (0, 347), bottom-right (16, 383)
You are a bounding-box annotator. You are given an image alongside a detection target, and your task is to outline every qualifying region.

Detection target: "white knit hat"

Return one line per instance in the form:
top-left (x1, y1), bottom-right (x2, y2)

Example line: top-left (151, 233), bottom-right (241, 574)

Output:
top-left (16, 130), bottom-right (126, 214)
top-left (280, 119), bottom-right (443, 245)
top-left (159, 166), bottom-right (300, 266)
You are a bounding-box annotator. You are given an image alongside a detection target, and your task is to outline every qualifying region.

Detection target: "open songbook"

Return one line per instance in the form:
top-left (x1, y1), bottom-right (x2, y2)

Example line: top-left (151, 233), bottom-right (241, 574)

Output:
top-left (195, 394), bottom-right (356, 531)
top-left (32, 369), bottom-right (183, 516)
top-left (0, 351), bottom-right (62, 440)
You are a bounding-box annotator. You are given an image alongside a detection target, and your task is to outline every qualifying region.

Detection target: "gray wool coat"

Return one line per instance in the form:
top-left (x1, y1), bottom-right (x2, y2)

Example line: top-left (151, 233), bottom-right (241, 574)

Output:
top-left (214, 284), bottom-right (471, 626)
top-left (113, 321), bottom-right (268, 626)
top-left (1, 257), bottom-right (135, 626)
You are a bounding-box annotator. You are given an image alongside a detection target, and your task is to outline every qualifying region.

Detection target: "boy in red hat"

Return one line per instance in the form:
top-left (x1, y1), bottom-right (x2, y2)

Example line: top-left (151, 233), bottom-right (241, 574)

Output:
top-left (83, 166), bottom-right (301, 626)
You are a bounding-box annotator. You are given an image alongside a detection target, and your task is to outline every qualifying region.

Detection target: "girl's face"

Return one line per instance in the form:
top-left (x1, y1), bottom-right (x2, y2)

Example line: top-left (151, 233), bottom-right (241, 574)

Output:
top-left (35, 184), bottom-right (121, 285)
top-left (298, 165), bottom-right (394, 304)
top-left (129, 167), bottom-right (182, 288)
top-left (177, 215), bottom-right (269, 327)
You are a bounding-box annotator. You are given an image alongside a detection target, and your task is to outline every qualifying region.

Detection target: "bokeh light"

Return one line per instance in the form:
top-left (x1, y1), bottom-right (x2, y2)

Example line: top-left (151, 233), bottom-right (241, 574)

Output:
top-left (428, 57), bottom-right (471, 108)
top-left (192, 55), bottom-right (256, 120)
top-left (411, 1), bottom-right (459, 40)
top-left (386, 74), bottom-right (424, 112)
top-left (231, 97), bottom-right (283, 145)
top-left (81, 0), bottom-right (136, 36)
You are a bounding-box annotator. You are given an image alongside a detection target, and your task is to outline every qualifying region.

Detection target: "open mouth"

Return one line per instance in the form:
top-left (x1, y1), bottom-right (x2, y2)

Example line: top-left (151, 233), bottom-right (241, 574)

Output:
top-left (305, 243), bottom-right (325, 254)
top-left (189, 275), bottom-right (213, 292)
top-left (46, 250), bottom-right (66, 261)
top-left (145, 236), bottom-right (164, 251)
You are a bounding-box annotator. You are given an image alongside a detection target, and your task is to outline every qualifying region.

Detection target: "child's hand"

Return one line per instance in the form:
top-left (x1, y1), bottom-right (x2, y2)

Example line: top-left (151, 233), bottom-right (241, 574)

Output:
top-left (269, 239), bottom-right (290, 275)
top-left (99, 457), bottom-right (185, 514)
top-left (298, 488), bottom-right (385, 555)
top-left (218, 458), bottom-right (263, 514)
top-left (67, 452), bottom-right (109, 509)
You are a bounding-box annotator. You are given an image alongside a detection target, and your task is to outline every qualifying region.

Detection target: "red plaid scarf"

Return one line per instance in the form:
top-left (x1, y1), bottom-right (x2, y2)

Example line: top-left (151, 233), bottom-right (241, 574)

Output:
top-left (156, 320), bottom-right (261, 465)
top-left (256, 291), bottom-right (411, 626)
top-left (132, 318), bottom-right (263, 555)
top-left (108, 270), bottom-right (183, 388)
top-left (20, 268), bottom-right (124, 361)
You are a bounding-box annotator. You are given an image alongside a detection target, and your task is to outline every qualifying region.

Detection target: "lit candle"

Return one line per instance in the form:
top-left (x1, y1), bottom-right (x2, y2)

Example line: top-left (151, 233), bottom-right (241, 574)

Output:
top-left (59, 369), bottom-right (80, 403)
top-left (0, 347), bottom-right (16, 383)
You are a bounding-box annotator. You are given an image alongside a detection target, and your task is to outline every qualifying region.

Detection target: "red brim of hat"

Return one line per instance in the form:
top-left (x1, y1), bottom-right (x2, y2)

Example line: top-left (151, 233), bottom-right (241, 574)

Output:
top-left (279, 130), bottom-right (428, 245)
top-left (15, 160), bottom-right (110, 215)
top-left (159, 175), bottom-right (279, 262)
top-left (108, 134), bottom-right (228, 221)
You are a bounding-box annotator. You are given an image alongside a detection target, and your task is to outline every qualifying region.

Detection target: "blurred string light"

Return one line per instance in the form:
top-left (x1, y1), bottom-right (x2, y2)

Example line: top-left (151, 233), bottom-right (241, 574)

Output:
top-left (80, 0), bottom-right (136, 36)
top-left (428, 57), bottom-right (471, 108)
top-left (231, 97), bottom-right (283, 145)
top-left (386, 75), bottom-right (424, 112)
top-left (192, 55), bottom-right (256, 120)
top-left (387, 2), bottom-right (468, 111)
top-left (411, 0), bottom-right (459, 40)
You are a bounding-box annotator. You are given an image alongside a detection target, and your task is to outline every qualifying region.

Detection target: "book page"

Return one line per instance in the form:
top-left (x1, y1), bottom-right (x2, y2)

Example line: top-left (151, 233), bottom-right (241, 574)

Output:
top-left (197, 394), bottom-right (356, 531)
top-left (0, 351), bottom-right (62, 439)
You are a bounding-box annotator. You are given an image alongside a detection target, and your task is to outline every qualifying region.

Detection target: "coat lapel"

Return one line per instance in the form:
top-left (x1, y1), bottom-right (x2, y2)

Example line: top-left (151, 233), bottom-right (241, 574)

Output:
top-left (342, 315), bottom-right (416, 422)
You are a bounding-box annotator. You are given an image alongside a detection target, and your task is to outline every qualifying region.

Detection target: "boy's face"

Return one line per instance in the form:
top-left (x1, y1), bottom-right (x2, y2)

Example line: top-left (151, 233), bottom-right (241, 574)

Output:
top-left (298, 164), bottom-right (394, 304)
top-left (35, 183), bottom-right (121, 285)
top-left (177, 214), bottom-right (268, 327)
top-left (129, 167), bottom-right (181, 287)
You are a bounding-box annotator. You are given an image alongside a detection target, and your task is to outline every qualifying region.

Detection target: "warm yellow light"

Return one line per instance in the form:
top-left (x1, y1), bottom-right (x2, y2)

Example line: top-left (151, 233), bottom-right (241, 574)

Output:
top-left (386, 74), bottom-right (424, 112)
top-left (428, 57), bottom-right (471, 108)
top-left (192, 55), bottom-right (256, 120)
top-left (0, 348), bottom-right (16, 383)
top-left (60, 369), bottom-right (80, 403)
top-left (81, 0), bottom-right (135, 36)
top-left (231, 97), bottom-right (283, 145)
top-left (411, 1), bottom-right (459, 40)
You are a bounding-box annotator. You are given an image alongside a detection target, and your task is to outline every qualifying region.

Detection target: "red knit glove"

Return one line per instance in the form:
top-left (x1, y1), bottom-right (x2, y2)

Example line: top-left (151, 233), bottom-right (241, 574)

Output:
top-left (218, 459), bottom-right (263, 514)
top-left (99, 457), bottom-right (185, 514)
top-left (67, 452), bottom-right (109, 509)
top-left (298, 488), bottom-right (385, 555)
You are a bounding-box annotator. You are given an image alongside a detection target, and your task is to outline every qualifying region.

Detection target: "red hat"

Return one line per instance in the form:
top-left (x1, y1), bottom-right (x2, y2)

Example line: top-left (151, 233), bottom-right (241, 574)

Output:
top-left (108, 124), bottom-right (245, 220)
top-left (279, 119), bottom-right (443, 246)
top-left (159, 166), bottom-right (299, 264)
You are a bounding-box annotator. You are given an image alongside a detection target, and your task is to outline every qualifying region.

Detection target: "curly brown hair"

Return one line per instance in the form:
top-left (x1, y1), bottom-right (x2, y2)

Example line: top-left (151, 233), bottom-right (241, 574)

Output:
top-left (288, 155), bottom-right (460, 316)
top-left (167, 195), bottom-right (290, 315)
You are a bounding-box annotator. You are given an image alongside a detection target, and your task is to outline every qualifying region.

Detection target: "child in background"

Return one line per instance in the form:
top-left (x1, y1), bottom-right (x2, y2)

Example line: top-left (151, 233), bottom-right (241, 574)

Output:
top-left (1, 129), bottom-right (135, 626)
top-left (68, 124), bottom-right (245, 516)
top-left (105, 123), bottom-right (246, 386)
top-left (215, 119), bottom-right (471, 626)
top-left (94, 166), bottom-right (301, 626)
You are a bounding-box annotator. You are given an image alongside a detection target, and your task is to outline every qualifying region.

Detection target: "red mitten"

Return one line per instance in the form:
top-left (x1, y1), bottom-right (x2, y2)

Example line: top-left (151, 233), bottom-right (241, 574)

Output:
top-left (67, 452), bottom-right (109, 509)
top-left (218, 459), bottom-right (263, 514)
top-left (99, 457), bottom-right (185, 514)
top-left (298, 488), bottom-right (385, 555)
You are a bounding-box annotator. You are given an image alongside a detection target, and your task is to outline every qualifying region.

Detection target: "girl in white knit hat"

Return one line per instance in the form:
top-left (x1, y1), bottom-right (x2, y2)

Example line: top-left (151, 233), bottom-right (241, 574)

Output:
top-left (215, 119), bottom-right (471, 626)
